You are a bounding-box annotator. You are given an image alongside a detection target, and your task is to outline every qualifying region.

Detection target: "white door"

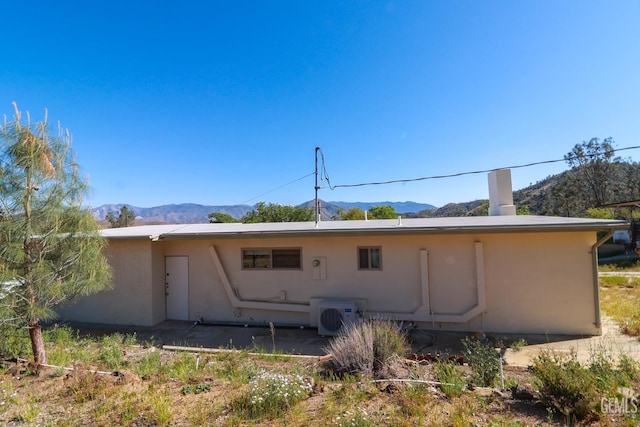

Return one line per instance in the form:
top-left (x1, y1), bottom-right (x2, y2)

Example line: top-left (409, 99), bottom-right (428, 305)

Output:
top-left (165, 256), bottom-right (189, 320)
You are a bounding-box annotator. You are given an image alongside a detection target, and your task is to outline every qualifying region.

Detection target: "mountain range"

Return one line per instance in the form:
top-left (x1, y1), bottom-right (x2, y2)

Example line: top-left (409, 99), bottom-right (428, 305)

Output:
top-left (91, 200), bottom-right (438, 224)
top-left (91, 161), bottom-right (640, 225)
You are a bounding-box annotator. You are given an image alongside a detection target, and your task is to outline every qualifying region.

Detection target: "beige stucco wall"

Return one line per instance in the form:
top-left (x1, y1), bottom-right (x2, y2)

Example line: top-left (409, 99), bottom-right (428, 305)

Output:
top-left (481, 232), bottom-right (596, 334)
top-left (58, 240), bottom-right (158, 326)
top-left (150, 243), bottom-right (167, 325)
top-left (59, 230), bottom-right (599, 335)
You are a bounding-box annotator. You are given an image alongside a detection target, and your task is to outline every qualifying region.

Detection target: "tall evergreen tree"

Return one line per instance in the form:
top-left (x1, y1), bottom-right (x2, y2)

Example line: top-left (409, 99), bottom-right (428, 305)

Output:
top-left (0, 103), bottom-right (111, 365)
top-left (106, 205), bottom-right (135, 228)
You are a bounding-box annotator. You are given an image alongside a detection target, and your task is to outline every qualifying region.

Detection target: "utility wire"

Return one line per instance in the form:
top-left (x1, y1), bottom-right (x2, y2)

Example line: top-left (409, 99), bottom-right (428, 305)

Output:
top-left (321, 144), bottom-right (640, 190)
top-left (236, 144), bottom-right (640, 204)
top-left (317, 147), bottom-right (335, 190)
top-left (239, 172), bottom-right (315, 205)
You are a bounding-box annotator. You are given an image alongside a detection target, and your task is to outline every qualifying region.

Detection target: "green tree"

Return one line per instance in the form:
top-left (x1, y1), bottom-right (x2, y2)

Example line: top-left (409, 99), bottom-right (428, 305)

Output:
top-left (368, 205), bottom-right (397, 219)
top-left (240, 202), bottom-right (314, 223)
top-left (208, 212), bottom-right (238, 223)
top-left (105, 205), bottom-right (135, 228)
top-left (0, 104), bottom-right (112, 365)
top-left (586, 207), bottom-right (614, 219)
top-left (333, 205), bottom-right (398, 220)
top-left (564, 137), bottom-right (619, 208)
top-left (333, 207), bottom-right (365, 220)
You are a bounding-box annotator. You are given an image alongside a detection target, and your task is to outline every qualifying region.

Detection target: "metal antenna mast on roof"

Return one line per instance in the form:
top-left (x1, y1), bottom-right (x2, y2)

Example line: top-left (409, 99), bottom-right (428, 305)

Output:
top-left (314, 147), bottom-right (320, 225)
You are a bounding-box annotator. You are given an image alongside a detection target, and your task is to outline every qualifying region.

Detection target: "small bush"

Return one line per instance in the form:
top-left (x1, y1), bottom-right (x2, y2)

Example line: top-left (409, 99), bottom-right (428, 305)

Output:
top-left (166, 351), bottom-right (203, 382)
top-left (0, 326), bottom-right (30, 358)
top-left (229, 371), bottom-right (313, 419)
top-left (322, 318), bottom-right (409, 379)
top-left (433, 360), bottom-right (467, 398)
top-left (588, 344), bottom-right (623, 392)
top-left (617, 354), bottom-right (640, 383)
top-left (509, 338), bottom-right (527, 351)
top-left (134, 349), bottom-right (163, 379)
top-left (99, 333), bottom-right (127, 370)
top-left (209, 350), bottom-right (257, 384)
top-left (461, 336), bottom-right (501, 387)
top-left (182, 383), bottom-right (211, 395)
top-left (43, 324), bottom-right (77, 345)
top-left (149, 393), bottom-right (173, 425)
top-left (13, 403), bottom-right (40, 423)
top-left (531, 350), bottom-right (598, 420)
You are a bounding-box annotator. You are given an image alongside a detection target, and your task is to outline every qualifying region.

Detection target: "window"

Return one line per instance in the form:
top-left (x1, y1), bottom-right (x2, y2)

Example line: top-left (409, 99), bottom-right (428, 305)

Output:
top-left (358, 247), bottom-right (382, 270)
top-left (242, 248), bottom-right (301, 269)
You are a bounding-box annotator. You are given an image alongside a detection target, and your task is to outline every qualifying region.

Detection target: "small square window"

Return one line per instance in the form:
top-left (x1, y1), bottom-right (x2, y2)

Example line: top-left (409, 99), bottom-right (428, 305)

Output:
top-left (358, 247), bottom-right (382, 270)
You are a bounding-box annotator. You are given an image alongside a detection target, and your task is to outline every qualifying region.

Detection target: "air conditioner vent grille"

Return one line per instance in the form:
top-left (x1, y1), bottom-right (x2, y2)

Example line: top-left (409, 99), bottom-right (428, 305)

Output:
top-left (317, 300), bottom-right (359, 336)
top-left (320, 308), bottom-right (343, 333)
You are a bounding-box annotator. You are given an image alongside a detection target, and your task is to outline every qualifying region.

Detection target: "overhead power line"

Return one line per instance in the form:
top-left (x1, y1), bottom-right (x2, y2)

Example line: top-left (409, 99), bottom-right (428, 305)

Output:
top-left (236, 144), bottom-right (640, 205)
top-left (239, 172), bottom-right (315, 205)
top-left (321, 144), bottom-right (640, 190)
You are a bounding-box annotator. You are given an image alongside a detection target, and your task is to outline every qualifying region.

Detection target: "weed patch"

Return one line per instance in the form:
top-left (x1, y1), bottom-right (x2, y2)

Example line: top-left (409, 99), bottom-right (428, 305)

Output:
top-left (228, 370), bottom-right (313, 419)
top-left (3, 322), bottom-right (640, 425)
top-left (64, 370), bottom-right (113, 403)
top-left (434, 360), bottom-right (467, 397)
top-left (182, 382), bottom-right (212, 395)
top-left (600, 276), bottom-right (640, 336)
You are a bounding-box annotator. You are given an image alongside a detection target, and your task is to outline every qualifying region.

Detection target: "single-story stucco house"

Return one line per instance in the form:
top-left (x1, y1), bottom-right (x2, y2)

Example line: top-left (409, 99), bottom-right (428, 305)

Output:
top-left (58, 170), bottom-right (628, 336)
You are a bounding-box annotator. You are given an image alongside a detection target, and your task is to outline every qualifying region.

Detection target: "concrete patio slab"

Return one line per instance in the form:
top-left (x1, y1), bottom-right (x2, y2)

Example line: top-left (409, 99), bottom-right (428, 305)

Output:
top-left (66, 316), bottom-right (640, 368)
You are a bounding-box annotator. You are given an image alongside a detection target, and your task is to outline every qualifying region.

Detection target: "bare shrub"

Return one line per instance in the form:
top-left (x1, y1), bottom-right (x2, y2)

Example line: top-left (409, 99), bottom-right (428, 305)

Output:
top-left (321, 318), bottom-right (409, 379)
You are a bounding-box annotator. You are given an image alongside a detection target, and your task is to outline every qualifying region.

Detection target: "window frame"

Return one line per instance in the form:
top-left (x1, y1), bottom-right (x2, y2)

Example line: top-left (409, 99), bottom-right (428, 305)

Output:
top-left (241, 247), bottom-right (302, 270)
top-left (357, 246), bottom-right (382, 270)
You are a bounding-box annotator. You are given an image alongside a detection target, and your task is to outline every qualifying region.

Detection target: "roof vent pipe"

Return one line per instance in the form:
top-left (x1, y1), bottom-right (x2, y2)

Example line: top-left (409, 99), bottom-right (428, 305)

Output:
top-left (488, 169), bottom-right (517, 216)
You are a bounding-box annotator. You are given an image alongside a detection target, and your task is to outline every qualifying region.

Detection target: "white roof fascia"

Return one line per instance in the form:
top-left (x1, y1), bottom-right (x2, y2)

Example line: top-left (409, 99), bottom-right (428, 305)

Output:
top-left (99, 216), bottom-right (629, 241)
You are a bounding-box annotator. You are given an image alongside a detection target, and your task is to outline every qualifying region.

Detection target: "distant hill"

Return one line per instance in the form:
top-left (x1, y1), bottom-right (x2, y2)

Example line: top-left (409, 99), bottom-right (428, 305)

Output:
top-left (92, 200), bottom-right (437, 225)
top-left (412, 162), bottom-right (640, 218)
top-left (92, 162), bottom-right (640, 225)
top-left (412, 200), bottom-right (487, 217)
top-left (92, 203), bottom-right (253, 224)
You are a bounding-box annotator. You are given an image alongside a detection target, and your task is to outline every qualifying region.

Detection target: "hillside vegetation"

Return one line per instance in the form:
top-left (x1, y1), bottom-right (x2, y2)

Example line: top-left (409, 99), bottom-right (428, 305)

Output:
top-left (413, 160), bottom-right (640, 219)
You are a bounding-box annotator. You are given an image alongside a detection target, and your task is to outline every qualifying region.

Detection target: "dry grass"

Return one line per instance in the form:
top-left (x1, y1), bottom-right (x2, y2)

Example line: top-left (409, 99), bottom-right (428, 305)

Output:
top-left (600, 275), bottom-right (640, 335)
top-left (0, 328), bottom-right (565, 426)
top-left (1, 339), bottom-right (636, 426)
top-left (3, 286), bottom-right (640, 426)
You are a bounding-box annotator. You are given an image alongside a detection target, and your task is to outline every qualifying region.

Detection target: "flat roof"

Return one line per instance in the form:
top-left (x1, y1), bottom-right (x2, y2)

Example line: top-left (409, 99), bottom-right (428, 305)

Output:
top-left (100, 215), bottom-right (629, 241)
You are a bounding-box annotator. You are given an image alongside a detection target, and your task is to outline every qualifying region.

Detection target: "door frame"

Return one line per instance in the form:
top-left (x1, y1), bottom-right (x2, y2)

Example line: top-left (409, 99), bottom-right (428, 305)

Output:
top-left (165, 256), bottom-right (189, 320)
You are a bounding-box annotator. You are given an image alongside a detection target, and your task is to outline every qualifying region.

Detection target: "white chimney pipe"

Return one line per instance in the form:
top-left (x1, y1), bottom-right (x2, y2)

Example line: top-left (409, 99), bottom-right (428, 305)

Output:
top-left (488, 169), bottom-right (516, 216)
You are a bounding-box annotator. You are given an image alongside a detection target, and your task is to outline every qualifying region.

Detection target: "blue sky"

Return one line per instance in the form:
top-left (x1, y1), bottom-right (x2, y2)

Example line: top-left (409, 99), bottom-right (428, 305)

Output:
top-left (2, 1), bottom-right (639, 208)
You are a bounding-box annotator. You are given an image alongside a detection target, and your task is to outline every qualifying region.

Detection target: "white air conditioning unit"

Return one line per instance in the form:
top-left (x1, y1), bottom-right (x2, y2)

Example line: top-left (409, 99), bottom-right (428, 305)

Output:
top-left (317, 300), bottom-right (360, 336)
